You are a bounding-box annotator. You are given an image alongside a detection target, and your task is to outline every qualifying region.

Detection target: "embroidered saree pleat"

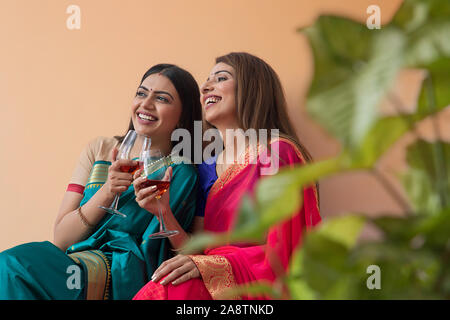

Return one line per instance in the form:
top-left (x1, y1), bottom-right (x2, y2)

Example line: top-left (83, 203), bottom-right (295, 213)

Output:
top-left (68, 250), bottom-right (111, 300)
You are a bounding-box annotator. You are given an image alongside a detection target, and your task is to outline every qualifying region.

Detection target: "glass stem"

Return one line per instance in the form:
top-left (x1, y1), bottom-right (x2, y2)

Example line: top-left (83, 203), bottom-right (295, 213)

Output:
top-left (111, 194), bottom-right (120, 210)
top-left (157, 198), bottom-right (166, 232)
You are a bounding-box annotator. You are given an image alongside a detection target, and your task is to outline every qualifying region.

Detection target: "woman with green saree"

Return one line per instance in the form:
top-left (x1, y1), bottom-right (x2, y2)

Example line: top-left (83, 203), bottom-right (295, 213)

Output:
top-left (0, 64), bottom-right (203, 300)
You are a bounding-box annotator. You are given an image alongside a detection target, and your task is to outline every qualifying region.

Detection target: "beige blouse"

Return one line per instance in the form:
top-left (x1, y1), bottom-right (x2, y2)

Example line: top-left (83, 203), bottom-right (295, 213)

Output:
top-left (67, 136), bottom-right (119, 193)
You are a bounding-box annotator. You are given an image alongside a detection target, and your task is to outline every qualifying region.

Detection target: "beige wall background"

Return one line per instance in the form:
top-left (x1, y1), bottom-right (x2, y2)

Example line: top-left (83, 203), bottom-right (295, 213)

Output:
top-left (0, 0), bottom-right (427, 251)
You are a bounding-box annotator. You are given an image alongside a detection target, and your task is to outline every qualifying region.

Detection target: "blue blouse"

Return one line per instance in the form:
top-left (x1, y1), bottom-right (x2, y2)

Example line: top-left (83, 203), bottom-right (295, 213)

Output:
top-left (195, 156), bottom-right (218, 217)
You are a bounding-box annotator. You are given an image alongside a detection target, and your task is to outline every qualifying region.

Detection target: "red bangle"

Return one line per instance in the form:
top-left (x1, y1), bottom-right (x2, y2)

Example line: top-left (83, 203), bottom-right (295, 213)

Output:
top-left (67, 184), bottom-right (85, 194)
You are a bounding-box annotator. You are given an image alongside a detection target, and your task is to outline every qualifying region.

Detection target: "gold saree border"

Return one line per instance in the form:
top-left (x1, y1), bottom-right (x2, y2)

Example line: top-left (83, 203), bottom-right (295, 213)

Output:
top-left (68, 250), bottom-right (111, 300)
top-left (85, 162), bottom-right (110, 190)
top-left (189, 255), bottom-right (241, 300)
top-left (208, 143), bottom-right (259, 199)
top-left (208, 137), bottom-right (319, 200)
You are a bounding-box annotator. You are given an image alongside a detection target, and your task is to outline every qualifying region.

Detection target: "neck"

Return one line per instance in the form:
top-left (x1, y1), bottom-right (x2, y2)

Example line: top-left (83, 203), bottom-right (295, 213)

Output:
top-left (150, 138), bottom-right (172, 156)
top-left (217, 125), bottom-right (249, 166)
top-left (131, 136), bottom-right (171, 158)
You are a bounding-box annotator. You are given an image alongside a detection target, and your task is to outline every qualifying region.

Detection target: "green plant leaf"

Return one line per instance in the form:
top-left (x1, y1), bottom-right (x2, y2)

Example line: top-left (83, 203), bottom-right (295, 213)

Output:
top-left (349, 115), bottom-right (412, 168)
top-left (370, 215), bottom-right (421, 241)
top-left (404, 6), bottom-right (450, 114)
top-left (405, 21), bottom-right (450, 68)
top-left (316, 214), bottom-right (366, 250)
top-left (287, 214), bottom-right (365, 299)
top-left (393, 0), bottom-right (450, 33)
top-left (252, 156), bottom-right (345, 235)
top-left (413, 208), bottom-right (450, 249)
top-left (231, 194), bottom-right (262, 240)
top-left (403, 139), bottom-right (450, 213)
top-left (392, 1), bottom-right (427, 32)
top-left (349, 241), bottom-right (442, 299)
top-left (302, 18), bottom-right (406, 149)
top-left (255, 171), bottom-right (303, 228)
top-left (180, 232), bottom-right (228, 255)
top-left (420, 0), bottom-right (450, 20)
top-left (292, 231), bottom-right (357, 298)
top-left (416, 59), bottom-right (450, 117)
top-left (403, 168), bottom-right (443, 214)
top-left (286, 274), bottom-right (317, 300)
top-left (299, 16), bottom-right (374, 96)
top-left (289, 217), bottom-right (443, 299)
top-left (370, 208), bottom-right (450, 250)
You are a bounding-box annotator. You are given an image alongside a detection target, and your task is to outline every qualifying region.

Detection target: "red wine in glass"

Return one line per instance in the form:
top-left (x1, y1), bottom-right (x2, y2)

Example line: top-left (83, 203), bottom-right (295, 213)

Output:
top-left (120, 161), bottom-right (143, 174)
top-left (140, 180), bottom-right (171, 198)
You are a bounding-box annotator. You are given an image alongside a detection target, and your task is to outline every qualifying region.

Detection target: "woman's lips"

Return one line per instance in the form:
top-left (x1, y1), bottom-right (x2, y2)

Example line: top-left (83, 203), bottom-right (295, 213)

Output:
top-left (204, 95), bottom-right (222, 110)
top-left (136, 112), bottom-right (158, 125)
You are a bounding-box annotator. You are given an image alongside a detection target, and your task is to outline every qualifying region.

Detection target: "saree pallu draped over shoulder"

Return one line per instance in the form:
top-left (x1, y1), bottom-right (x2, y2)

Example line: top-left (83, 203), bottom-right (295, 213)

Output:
top-left (133, 138), bottom-right (321, 300)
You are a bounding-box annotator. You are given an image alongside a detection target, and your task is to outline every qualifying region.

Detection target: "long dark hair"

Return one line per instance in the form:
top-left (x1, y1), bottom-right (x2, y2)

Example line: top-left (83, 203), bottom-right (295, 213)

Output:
top-left (116, 64), bottom-right (202, 162)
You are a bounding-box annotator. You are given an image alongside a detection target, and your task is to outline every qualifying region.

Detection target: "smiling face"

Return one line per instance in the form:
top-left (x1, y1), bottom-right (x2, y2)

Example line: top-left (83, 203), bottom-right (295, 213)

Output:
top-left (131, 73), bottom-right (182, 151)
top-left (200, 62), bottom-right (238, 130)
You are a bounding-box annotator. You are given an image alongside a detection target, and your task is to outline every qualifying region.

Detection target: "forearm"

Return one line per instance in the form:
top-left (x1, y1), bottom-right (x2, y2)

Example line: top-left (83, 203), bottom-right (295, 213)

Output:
top-left (159, 209), bottom-right (191, 250)
top-left (53, 186), bottom-right (115, 251)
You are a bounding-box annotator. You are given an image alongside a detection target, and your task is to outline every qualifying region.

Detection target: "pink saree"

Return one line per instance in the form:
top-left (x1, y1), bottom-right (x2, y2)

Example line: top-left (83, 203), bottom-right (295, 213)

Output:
top-left (133, 138), bottom-right (321, 300)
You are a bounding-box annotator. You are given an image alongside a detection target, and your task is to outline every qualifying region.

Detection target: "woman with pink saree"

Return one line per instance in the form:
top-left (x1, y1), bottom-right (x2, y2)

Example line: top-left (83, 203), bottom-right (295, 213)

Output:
top-left (133, 52), bottom-right (321, 300)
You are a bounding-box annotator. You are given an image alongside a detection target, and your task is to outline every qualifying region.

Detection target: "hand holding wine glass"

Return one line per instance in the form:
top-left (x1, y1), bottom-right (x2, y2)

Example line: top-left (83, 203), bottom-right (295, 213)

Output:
top-left (99, 130), bottom-right (151, 218)
top-left (133, 150), bottom-right (179, 239)
top-left (133, 166), bottom-right (171, 216)
top-left (102, 148), bottom-right (137, 194)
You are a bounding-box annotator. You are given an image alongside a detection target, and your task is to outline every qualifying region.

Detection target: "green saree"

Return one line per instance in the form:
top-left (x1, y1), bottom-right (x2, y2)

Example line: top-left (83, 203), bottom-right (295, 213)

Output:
top-left (0, 159), bottom-right (198, 300)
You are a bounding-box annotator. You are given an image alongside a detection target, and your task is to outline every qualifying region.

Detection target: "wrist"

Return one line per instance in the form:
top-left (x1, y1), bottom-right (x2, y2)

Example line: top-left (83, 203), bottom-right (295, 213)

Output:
top-left (160, 205), bottom-right (173, 221)
top-left (99, 184), bottom-right (116, 202)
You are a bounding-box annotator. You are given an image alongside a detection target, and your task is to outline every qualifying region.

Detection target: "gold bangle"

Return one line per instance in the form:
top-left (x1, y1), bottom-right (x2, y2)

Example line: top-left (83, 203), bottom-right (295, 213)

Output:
top-left (76, 207), bottom-right (95, 229)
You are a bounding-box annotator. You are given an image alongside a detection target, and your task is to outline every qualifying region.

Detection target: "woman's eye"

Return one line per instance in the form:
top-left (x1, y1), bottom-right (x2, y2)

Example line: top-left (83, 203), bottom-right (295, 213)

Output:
top-left (136, 91), bottom-right (146, 97)
top-left (217, 76), bottom-right (227, 82)
top-left (157, 96), bottom-right (169, 103)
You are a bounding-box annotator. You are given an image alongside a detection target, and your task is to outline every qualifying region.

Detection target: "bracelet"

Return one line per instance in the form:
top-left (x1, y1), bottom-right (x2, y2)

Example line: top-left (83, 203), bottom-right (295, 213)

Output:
top-left (76, 206), bottom-right (95, 229)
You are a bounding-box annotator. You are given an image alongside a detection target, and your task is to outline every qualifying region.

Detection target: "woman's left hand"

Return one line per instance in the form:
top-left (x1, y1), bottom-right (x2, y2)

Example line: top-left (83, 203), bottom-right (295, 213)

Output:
top-left (151, 254), bottom-right (200, 286)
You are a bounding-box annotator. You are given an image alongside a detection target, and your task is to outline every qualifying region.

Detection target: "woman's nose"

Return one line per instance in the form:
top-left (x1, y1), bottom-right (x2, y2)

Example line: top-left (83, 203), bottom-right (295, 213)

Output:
top-left (201, 81), bottom-right (213, 94)
top-left (141, 95), bottom-right (156, 109)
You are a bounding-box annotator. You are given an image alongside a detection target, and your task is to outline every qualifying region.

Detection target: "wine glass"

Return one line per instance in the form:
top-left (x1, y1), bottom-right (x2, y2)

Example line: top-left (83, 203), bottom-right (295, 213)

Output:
top-left (141, 149), bottom-right (179, 239)
top-left (99, 130), bottom-right (151, 218)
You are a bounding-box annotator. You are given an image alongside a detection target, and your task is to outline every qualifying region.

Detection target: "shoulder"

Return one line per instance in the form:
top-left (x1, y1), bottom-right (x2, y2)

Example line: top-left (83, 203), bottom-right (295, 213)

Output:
top-left (197, 157), bottom-right (216, 176)
top-left (84, 136), bottom-right (119, 162)
top-left (269, 137), bottom-right (309, 164)
top-left (87, 136), bottom-right (118, 151)
top-left (255, 137), bottom-right (309, 175)
top-left (196, 157), bottom-right (217, 191)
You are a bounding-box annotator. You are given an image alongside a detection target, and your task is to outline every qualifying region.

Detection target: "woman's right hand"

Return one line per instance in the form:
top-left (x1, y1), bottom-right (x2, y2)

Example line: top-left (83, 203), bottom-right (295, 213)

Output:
top-left (132, 166), bottom-right (172, 216)
top-left (103, 148), bottom-right (137, 197)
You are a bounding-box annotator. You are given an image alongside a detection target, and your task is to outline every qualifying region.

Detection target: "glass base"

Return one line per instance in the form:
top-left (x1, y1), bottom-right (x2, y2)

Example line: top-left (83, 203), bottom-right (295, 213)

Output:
top-left (148, 230), bottom-right (179, 239)
top-left (98, 206), bottom-right (127, 218)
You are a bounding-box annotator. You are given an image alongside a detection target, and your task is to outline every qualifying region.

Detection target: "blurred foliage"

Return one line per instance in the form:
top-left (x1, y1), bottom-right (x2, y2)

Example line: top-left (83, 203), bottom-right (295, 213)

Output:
top-left (183, 0), bottom-right (450, 299)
